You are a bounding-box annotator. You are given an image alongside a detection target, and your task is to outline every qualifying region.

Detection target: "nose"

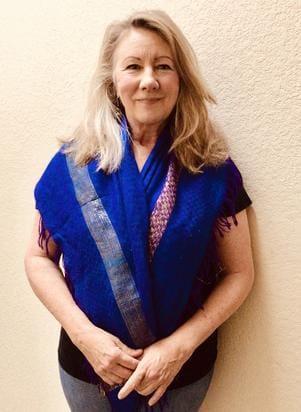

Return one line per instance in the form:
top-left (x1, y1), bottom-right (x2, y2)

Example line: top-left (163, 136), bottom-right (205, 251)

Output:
top-left (139, 67), bottom-right (159, 91)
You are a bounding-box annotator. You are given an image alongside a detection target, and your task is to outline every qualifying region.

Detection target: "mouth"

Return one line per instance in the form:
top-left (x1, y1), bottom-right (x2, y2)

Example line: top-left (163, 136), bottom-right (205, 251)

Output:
top-left (136, 98), bottom-right (163, 103)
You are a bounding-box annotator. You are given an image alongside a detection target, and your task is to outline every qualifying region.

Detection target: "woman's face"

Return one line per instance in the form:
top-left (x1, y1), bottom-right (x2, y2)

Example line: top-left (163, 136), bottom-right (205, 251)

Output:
top-left (113, 28), bottom-right (180, 132)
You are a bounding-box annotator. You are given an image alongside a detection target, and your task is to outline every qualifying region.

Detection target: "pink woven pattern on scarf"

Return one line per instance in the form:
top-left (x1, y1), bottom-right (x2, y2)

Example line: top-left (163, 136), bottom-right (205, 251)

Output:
top-left (149, 159), bottom-right (180, 260)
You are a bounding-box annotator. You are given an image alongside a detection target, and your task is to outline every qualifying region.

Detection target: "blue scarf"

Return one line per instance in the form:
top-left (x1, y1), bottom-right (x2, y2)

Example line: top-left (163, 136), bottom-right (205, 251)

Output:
top-left (35, 116), bottom-right (242, 411)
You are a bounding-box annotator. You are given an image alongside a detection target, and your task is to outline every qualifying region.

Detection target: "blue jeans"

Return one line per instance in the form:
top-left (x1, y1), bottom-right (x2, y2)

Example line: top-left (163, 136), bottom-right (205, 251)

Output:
top-left (59, 364), bottom-right (214, 411)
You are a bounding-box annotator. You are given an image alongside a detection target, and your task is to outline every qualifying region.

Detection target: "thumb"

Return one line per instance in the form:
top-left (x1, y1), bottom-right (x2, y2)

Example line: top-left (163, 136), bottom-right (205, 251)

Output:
top-left (117, 341), bottom-right (143, 357)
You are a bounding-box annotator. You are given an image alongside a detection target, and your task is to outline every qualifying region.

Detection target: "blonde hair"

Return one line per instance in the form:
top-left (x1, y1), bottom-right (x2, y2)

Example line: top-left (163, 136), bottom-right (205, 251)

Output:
top-left (60, 10), bottom-right (228, 174)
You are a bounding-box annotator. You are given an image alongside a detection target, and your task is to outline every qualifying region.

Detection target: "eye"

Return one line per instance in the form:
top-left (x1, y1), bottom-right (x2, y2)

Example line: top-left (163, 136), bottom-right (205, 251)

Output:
top-left (125, 64), bottom-right (141, 70)
top-left (156, 64), bottom-right (172, 70)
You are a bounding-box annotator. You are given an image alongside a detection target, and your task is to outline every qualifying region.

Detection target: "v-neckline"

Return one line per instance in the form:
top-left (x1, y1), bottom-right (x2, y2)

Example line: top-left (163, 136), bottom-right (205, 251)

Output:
top-left (120, 116), bottom-right (172, 176)
top-left (119, 115), bottom-right (173, 213)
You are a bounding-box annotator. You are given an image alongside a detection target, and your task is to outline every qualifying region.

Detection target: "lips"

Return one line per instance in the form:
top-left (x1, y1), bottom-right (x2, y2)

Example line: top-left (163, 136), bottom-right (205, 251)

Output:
top-left (137, 96), bottom-right (163, 100)
top-left (136, 98), bottom-right (163, 102)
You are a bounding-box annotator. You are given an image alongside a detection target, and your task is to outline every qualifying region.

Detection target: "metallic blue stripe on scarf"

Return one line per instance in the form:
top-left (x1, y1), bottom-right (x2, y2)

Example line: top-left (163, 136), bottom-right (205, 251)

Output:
top-left (66, 155), bottom-right (155, 349)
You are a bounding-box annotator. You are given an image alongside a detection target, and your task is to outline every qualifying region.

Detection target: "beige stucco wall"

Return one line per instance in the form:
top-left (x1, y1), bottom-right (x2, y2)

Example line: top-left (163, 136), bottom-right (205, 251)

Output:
top-left (1, 0), bottom-right (300, 411)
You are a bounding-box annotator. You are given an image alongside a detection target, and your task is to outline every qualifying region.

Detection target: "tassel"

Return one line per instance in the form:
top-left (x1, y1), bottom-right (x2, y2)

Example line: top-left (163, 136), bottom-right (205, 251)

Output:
top-left (37, 214), bottom-right (61, 264)
top-left (193, 158), bottom-right (243, 296)
top-left (38, 215), bottom-right (51, 257)
top-left (215, 158), bottom-right (242, 238)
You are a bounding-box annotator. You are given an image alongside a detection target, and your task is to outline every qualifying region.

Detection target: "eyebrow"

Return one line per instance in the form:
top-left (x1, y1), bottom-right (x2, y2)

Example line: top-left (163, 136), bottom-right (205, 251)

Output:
top-left (122, 56), bottom-right (174, 63)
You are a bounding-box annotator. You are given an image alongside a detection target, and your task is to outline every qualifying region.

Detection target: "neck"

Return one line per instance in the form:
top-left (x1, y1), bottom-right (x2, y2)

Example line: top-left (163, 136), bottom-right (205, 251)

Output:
top-left (131, 132), bottom-right (157, 149)
top-left (126, 118), bottom-right (167, 147)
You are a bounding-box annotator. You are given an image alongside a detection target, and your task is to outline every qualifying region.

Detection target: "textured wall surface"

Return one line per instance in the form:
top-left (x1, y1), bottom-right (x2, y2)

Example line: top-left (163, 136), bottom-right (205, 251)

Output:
top-left (1, 0), bottom-right (300, 411)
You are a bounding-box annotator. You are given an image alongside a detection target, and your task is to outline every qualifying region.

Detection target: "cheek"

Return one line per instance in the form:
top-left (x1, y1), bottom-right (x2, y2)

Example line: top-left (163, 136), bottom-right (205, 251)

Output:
top-left (115, 75), bottom-right (136, 98)
top-left (167, 73), bottom-right (180, 95)
top-left (168, 78), bottom-right (180, 103)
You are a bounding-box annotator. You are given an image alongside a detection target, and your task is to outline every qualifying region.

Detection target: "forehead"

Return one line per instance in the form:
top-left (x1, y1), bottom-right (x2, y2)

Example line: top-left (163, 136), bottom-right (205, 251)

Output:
top-left (113, 28), bottom-right (173, 62)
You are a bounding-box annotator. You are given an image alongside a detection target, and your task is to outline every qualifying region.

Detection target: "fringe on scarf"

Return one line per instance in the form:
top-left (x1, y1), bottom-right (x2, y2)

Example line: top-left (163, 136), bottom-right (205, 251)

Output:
top-left (37, 214), bottom-right (61, 264)
top-left (214, 158), bottom-right (242, 238)
top-left (192, 159), bottom-right (243, 303)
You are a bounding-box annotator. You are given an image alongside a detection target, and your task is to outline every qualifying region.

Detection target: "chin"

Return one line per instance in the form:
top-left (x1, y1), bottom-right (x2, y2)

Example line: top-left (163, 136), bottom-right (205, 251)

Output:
top-left (135, 112), bottom-right (169, 127)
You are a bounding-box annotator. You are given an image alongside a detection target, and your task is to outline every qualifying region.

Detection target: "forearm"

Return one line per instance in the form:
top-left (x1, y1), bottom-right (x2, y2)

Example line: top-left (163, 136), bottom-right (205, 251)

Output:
top-left (169, 270), bottom-right (254, 355)
top-left (118, 270), bottom-right (254, 405)
top-left (24, 255), bottom-right (95, 346)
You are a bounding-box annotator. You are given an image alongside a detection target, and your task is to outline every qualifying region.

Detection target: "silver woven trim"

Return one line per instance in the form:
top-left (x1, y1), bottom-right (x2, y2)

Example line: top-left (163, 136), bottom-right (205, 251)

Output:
top-left (66, 155), bottom-right (155, 347)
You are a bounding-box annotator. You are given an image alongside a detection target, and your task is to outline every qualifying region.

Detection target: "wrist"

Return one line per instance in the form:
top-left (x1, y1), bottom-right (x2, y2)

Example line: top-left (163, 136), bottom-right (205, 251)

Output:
top-left (164, 332), bottom-right (195, 362)
top-left (167, 310), bottom-right (215, 357)
top-left (67, 319), bottom-right (97, 349)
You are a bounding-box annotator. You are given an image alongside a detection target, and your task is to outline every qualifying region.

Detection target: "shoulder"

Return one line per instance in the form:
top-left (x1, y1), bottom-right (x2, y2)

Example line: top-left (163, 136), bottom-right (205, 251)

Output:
top-left (214, 157), bottom-right (243, 183)
top-left (214, 157), bottom-right (252, 226)
top-left (194, 157), bottom-right (243, 201)
top-left (34, 145), bottom-right (74, 219)
top-left (33, 145), bottom-right (83, 245)
top-left (35, 146), bottom-right (67, 184)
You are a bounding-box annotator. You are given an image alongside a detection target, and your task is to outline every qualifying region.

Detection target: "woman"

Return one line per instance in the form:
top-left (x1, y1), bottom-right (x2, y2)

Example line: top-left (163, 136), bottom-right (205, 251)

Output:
top-left (24, 10), bottom-right (254, 412)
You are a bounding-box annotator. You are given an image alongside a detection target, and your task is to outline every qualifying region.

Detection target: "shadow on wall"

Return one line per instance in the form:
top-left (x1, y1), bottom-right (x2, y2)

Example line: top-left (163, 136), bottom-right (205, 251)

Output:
top-left (200, 207), bottom-right (279, 412)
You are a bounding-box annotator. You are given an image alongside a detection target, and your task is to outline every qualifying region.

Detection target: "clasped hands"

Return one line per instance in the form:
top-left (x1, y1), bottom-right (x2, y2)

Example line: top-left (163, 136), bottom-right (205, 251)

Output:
top-left (117, 338), bottom-right (191, 406)
top-left (76, 326), bottom-right (192, 407)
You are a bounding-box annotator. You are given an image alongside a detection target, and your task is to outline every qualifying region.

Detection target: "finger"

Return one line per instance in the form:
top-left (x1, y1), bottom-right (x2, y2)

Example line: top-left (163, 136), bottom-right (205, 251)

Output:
top-left (136, 382), bottom-right (157, 396)
top-left (101, 375), bottom-right (114, 386)
top-left (107, 372), bottom-right (127, 385)
top-left (101, 369), bottom-right (126, 386)
top-left (118, 352), bottom-right (141, 370)
top-left (117, 370), bottom-right (144, 400)
top-left (113, 364), bottom-right (133, 380)
top-left (135, 377), bottom-right (157, 394)
top-left (148, 385), bottom-right (167, 407)
top-left (118, 342), bottom-right (143, 358)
